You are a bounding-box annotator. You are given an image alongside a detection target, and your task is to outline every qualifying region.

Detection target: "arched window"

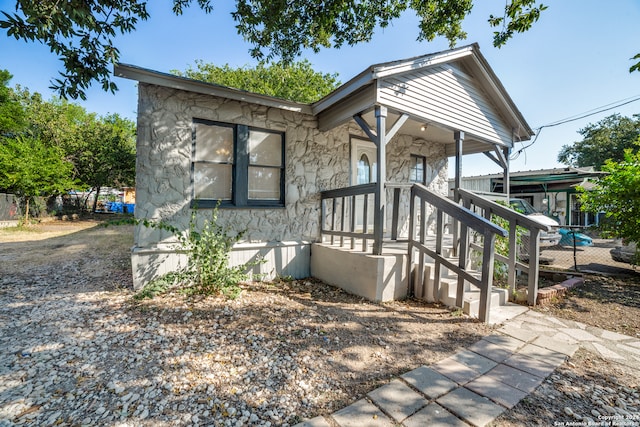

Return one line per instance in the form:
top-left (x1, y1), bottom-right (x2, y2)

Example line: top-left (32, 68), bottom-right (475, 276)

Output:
top-left (357, 154), bottom-right (371, 184)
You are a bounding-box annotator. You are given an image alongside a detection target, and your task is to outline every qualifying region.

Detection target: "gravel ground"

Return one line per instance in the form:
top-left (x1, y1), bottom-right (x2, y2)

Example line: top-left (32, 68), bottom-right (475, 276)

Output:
top-left (0, 221), bottom-right (491, 426)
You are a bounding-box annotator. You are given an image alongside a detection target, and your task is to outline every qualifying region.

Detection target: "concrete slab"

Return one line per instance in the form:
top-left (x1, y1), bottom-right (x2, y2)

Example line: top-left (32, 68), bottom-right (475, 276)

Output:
top-left (401, 366), bottom-right (457, 399)
top-left (437, 387), bottom-right (505, 427)
top-left (617, 343), bottom-right (640, 356)
top-left (599, 330), bottom-right (634, 341)
top-left (532, 335), bottom-right (579, 357)
top-left (467, 339), bottom-right (514, 363)
top-left (367, 379), bottom-right (428, 422)
top-left (503, 353), bottom-right (558, 379)
top-left (432, 358), bottom-right (482, 385)
top-left (403, 403), bottom-right (468, 427)
top-left (482, 334), bottom-right (527, 352)
top-left (294, 416), bottom-right (332, 427)
top-left (517, 343), bottom-right (568, 365)
top-left (558, 328), bottom-right (602, 342)
top-left (588, 342), bottom-right (625, 361)
top-left (498, 324), bottom-right (542, 343)
top-left (464, 375), bottom-right (528, 409)
top-left (451, 349), bottom-right (498, 374)
top-left (550, 332), bottom-right (580, 345)
top-left (331, 399), bottom-right (395, 427)
top-left (482, 363), bottom-right (544, 394)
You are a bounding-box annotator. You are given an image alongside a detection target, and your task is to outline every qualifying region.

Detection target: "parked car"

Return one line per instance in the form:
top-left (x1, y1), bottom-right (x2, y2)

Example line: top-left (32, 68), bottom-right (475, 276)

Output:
top-left (509, 198), bottom-right (562, 247)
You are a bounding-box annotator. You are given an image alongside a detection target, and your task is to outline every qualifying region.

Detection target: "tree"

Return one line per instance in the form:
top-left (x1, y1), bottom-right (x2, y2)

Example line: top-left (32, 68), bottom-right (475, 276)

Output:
top-left (557, 114), bottom-right (640, 170)
top-left (0, 69), bottom-right (25, 136)
top-left (74, 113), bottom-right (136, 212)
top-left (1, 0), bottom-right (551, 99)
top-left (579, 142), bottom-right (640, 250)
top-left (172, 60), bottom-right (340, 103)
top-left (0, 136), bottom-right (75, 220)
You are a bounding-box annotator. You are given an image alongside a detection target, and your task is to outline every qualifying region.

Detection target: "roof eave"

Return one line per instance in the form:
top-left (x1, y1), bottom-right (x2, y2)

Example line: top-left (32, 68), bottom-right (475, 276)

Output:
top-left (114, 63), bottom-right (314, 115)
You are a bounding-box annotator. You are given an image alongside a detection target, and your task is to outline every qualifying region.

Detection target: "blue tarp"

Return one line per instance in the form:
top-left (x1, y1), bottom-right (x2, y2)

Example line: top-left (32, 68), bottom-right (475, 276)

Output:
top-left (559, 228), bottom-right (593, 246)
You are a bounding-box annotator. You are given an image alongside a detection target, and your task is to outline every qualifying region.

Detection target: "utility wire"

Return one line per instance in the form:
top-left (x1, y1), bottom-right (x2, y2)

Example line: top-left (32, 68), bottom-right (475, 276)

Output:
top-left (511, 94), bottom-right (640, 160)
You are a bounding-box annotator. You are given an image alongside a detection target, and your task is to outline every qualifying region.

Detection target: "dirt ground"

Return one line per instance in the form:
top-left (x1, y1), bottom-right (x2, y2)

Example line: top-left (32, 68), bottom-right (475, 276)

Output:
top-left (2, 219), bottom-right (639, 425)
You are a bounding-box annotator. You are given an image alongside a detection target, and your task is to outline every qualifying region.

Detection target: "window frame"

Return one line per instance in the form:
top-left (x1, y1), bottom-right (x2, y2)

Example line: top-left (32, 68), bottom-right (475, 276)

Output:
top-left (191, 118), bottom-right (285, 209)
top-left (409, 154), bottom-right (427, 185)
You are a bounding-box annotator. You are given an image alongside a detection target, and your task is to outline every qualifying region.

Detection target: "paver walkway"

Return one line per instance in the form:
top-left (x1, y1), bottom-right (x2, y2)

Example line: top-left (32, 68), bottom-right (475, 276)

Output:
top-left (294, 310), bottom-right (640, 427)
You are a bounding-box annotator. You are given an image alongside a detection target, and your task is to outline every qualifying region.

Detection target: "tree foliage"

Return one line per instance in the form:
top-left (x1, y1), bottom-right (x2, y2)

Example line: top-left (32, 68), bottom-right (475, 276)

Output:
top-left (557, 114), bottom-right (640, 170)
top-left (0, 78), bottom-right (136, 215)
top-left (172, 60), bottom-right (340, 103)
top-left (579, 142), bottom-right (640, 246)
top-left (1, 0), bottom-right (552, 99)
top-left (0, 136), bottom-right (75, 220)
top-left (0, 69), bottom-right (25, 135)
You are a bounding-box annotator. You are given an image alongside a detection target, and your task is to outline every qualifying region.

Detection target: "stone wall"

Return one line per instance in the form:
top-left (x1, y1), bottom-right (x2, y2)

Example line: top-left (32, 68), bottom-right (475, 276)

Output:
top-left (132, 83), bottom-right (449, 287)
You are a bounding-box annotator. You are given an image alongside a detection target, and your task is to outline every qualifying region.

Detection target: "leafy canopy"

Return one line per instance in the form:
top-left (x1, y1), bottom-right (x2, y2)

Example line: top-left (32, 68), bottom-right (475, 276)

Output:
top-left (579, 142), bottom-right (640, 246)
top-left (172, 60), bottom-right (340, 103)
top-left (557, 114), bottom-right (640, 170)
top-left (1, 0), bottom-right (551, 99)
top-left (0, 70), bottom-right (25, 135)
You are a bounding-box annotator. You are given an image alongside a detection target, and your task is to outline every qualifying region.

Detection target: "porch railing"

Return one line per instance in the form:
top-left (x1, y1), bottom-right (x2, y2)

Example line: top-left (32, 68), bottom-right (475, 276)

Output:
top-left (408, 184), bottom-right (507, 323)
top-left (456, 188), bottom-right (551, 305)
top-left (320, 183), bottom-right (412, 252)
top-left (320, 183), bottom-right (377, 251)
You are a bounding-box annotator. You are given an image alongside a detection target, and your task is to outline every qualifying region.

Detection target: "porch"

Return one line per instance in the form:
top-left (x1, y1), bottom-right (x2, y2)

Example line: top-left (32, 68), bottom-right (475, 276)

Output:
top-left (311, 184), bottom-right (550, 324)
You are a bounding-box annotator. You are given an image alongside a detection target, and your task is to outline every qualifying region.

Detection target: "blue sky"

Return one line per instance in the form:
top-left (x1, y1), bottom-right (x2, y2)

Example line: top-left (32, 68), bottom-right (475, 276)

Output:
top-left (1, 0), bottom-right (639, 177)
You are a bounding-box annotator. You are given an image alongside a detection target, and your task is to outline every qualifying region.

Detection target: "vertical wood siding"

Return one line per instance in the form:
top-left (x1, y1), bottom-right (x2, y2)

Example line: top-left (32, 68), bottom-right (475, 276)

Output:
top-left (378, 64), bottom-right (513, 146)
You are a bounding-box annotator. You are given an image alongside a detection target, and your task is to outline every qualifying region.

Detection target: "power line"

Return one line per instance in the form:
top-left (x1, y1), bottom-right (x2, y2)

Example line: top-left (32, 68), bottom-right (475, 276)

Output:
top-left (511, 94), bottom-right (640, 160)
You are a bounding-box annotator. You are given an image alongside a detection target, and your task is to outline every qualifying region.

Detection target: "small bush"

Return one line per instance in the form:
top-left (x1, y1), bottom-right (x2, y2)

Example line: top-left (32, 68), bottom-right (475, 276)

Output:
top-left (133, 206), bottom-right (262, 299)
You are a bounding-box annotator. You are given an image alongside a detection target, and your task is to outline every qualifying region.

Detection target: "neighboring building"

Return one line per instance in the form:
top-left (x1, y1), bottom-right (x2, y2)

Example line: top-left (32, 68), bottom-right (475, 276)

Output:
top-left (449, 167), bottom-right (606, 226)
top-left (115, 43), bottom-right (533, 293)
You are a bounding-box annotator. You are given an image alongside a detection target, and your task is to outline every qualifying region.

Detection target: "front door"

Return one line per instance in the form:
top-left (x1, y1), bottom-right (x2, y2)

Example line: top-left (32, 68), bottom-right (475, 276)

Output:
top-left (351, 137), bottom-right (377, 231)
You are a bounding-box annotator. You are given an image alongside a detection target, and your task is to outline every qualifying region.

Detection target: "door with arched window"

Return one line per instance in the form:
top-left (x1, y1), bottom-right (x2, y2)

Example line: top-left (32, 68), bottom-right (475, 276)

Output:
top-left (351, 137), bottom-right (377, 231)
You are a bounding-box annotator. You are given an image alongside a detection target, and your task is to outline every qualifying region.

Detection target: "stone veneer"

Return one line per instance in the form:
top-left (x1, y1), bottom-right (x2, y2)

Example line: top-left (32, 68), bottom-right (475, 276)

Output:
top-left (131, 83), bottom-right (449, 288)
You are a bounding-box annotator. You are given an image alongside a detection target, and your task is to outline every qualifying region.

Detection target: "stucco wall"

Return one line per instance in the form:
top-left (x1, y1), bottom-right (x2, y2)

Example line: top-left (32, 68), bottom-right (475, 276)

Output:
top-left (132, 83), bottom-right (449, 286)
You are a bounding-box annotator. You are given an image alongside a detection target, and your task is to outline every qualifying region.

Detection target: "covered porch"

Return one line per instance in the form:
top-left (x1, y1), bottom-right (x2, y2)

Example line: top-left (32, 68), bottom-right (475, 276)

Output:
top-left (309, 45), bottom-right (540, 323)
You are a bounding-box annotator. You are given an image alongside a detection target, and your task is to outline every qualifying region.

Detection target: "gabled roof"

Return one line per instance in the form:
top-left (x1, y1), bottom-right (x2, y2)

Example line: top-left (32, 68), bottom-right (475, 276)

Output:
top-left (115, 43), bottom-right (533, 152)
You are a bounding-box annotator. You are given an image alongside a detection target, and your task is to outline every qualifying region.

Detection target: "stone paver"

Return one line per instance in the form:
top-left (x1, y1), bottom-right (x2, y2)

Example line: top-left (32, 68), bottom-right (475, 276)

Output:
top-left (401, 366), bottom-right (457, 399)
top-left (464, 375), bottom-right (528, 409)
top-left (450, 349), bottom-right (498, 374)
top-left (532, 335), bottom-right (579, 357)
top-left (558, 328), bottom-right (602, 342)
top-left (503, 352), bottom-right (559, 379)
top-left (437, 387), bottom-right (505, 427)
top-left (403, 403), bottom-right (468, 427)
top-left (467, 338), bottom-right (514, 363)
top-left (432, 358), bottom-right (482, 385)
top-left (517, 343), bottom-right (568, 365)
top-left (367, 379), bottom-right (428, 422)
top-left (590, 342), bottom-right (625, 360)
top-left (482, 363), bottom-right (544, 393)
top-left (482, 334), bottom-right (526, 352)
top-left (331, 399), bottom-right (394, 427)
top-left (300, 311), bottom-right (640, 427)
top-left (295, 416), bottom-right (332, 427)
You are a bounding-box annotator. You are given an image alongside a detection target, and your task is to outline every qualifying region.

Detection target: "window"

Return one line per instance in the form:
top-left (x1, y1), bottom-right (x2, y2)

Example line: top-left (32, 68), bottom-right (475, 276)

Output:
top-left (409, 154), bottom-right (426, 184)
top-left (192, 119), bottom-right (284, 208)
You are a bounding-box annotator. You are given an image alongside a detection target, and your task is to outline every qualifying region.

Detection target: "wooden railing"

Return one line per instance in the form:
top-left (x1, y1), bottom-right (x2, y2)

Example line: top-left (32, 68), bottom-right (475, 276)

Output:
top-left (456, 188), bottom-right (551, 306)
top-left (320, 183), bottom-right (377, 251)
top-left (408, 184), bottom-right (507, 323)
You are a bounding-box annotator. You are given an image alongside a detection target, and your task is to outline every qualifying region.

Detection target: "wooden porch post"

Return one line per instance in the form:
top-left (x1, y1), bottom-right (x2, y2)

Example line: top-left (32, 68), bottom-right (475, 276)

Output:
top-left (452, 131), bottom-right (464, 257)
top-left (373, 106), bottom-right (387, 255)
top-left (503, 147), bottom-right (510, 200)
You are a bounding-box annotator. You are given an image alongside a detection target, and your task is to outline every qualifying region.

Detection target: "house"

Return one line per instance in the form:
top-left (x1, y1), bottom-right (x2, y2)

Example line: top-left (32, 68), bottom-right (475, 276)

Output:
top-left (449, 167), bottom-right (606, 226)
top-left (115, 43), bottom-right (534, 317)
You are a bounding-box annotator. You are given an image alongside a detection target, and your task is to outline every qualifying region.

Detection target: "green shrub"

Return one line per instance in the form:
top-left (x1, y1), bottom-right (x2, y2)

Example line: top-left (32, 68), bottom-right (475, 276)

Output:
top-left (133, 206), bottom-right (262, 299)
